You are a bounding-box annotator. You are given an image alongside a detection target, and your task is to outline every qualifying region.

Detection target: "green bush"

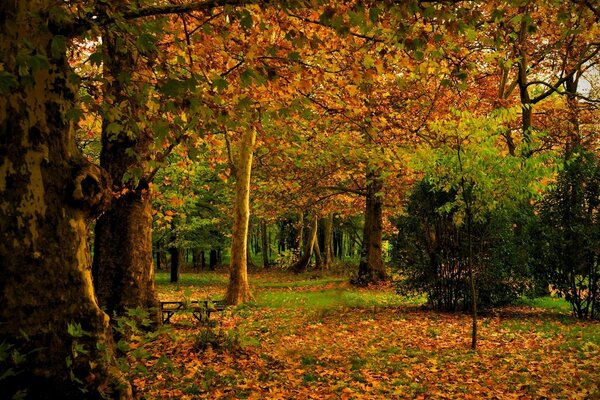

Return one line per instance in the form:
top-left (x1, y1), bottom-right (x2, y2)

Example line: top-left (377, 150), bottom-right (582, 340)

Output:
top-left (535, 148), bottom-right (600, 320)
top-left (391, 180), bottom-right (533, 311)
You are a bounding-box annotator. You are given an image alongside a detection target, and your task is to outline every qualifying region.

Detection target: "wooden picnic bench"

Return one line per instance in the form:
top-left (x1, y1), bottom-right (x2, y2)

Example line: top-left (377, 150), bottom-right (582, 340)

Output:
top-left (160, 300), bottom-right (226, 324)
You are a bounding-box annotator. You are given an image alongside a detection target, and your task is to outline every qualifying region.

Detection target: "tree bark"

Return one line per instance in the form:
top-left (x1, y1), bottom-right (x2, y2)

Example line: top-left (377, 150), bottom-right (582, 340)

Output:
top-left (322, 213), bottom-right (334, 269)
top-left (0, 3), bottom-right (131, 397)
top-left (209, 249), bottom-right (218, 270)
top-left (170, 229), bottom-right (179, 283)
top-left (169, 246), bottom-right (181, 283)
top-left (92, 23), bottom-right (160, 325)
top-left (261, 220), bottom-right (270, 268)
top-left (292, 214), bottom-right (319, 273)
top-left (356, 169), bottom-right (388, 285)
top-left (296, 211), bottom-right (304, 251)
top-left (225, 128), bottom-right (256, 305)
top-left (93, 191), bottom-right (159, 322)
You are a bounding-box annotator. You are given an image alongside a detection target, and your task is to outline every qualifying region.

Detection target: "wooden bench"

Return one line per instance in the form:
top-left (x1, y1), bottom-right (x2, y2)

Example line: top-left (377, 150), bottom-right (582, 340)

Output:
top-left (160, 300), bottom-right (226, 324)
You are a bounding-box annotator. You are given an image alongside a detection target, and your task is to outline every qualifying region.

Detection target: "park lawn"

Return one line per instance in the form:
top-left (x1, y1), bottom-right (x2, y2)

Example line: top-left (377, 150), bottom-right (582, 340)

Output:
top-left (124, 271), bottom-right (599, 399)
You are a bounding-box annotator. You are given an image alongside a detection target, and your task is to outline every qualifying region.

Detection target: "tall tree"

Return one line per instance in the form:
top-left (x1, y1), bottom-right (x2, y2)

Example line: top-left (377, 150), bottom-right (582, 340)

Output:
top-left (225, 126), bottom-right (256, 304)
top-left (0, 2), bottom-right (131, 398)
top-left (92, 17), bottom-right (160, 324)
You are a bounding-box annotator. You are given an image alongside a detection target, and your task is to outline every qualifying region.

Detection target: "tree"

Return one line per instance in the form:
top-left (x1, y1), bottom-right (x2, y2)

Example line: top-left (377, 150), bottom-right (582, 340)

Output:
top-left (0, 2), bottom-right (131, 398)
top-left (225, 126), bottom-right (256, 304)
top-left (412, 108), bottom-right (546, 349)
top-left (538, 148), bottom-right (600, 320)
top-left (92, 17), bottom-right (160, 325)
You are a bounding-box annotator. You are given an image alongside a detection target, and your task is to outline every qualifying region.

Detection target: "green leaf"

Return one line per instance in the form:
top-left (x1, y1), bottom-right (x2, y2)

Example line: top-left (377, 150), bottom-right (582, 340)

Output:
top-left (212, 77), bottom-right (228, 92)
top-left (51, 35), bottom-right (67, 60)
top-left (369, 7), bottom-right (381, 23)
top-left (28, 54), bottom-right (49, 71)
top-left (106, 122), bottom-right (122, 136)
top-left (240, 68), bottom-right (254, 87)
top-left (0, 71), bottom-right (18, 95)
top-left (362, 54), bottom-right (375, 68)
top-left (136, 33), bottom-right (158, 54)
top-left (240, 10), bottom-right (253, 29)
top-left (89, 52), bottom-right (104, 67)
top-left (287, 51), bottom-right (301, 62)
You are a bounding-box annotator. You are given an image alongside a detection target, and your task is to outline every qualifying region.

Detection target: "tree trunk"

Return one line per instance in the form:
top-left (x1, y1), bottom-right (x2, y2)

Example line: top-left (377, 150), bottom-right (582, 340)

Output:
top-left (155, 239), bottom-right (163, 270)
top-left (92, 24), bottom-right (159, 325)
top-left (292, 214), bottom-right (319, 273)
top-left (93, 191), bottom-right (159, 323)
top-left (0, 3), bottom-right (131, 397)
top-left (209, 249), bottom-right (218, 270)
top-left (225, 128), bottom-right (256, 305)
top-left (192, 248), bottom-right (202, 270)
top-left (170, 244), bottom-right (180, 283)
top-left (322, 213), bottom-right (334, 269)
top-left (261, 220), bottom-right (270, 268)
top-left (296, 211), bottom-right (304, 251)
top-left (356, 169), bottom-right (388, 285)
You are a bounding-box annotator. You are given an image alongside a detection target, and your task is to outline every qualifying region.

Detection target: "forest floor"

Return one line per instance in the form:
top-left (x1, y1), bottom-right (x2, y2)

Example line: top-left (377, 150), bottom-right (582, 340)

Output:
top-left (124, 270), bottom-right (599, 399)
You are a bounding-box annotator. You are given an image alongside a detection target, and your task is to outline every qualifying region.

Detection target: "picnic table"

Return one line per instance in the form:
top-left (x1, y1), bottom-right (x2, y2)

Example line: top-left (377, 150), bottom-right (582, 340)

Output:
top-left (160, 299), bottom-right (226, 324)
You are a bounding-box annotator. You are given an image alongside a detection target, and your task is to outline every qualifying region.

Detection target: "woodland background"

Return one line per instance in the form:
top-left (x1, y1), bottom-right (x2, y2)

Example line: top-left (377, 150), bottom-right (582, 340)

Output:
top-left (0, 0), bottom-right (599, 399)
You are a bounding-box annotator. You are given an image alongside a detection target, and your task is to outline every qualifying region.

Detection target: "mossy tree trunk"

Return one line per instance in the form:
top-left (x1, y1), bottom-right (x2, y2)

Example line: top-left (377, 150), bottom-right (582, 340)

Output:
top-left (225, 128), bottom-right (256, 305)
top-left (0, 2), bottom-right (131, 398)
top-left (91, 24), bottom-right (160, 325)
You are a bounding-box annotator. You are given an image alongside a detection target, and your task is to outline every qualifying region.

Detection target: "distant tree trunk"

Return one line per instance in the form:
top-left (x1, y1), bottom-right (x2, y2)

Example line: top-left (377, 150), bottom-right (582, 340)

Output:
top-left (292, 214), bottom-right (319, 273)
top-left (334, 226), bottom-right (343, 259)
top-left (261, 220), bottom-right (270, 268)
top-left (170, 247), bottom-right (180, 283)
top-left (296, 211), bottom-right (304, 251)
top-left (225, 128), bottom-right (256, 305)
top-left (278, 220), bottom-right (286, 253)
top-left (0, 2), bottom-right (131, 397)
top-left (155, 239), bottom-right (163, 270)
top-left (200, 250), bottom-right (206, 270)
top-left (170, 228), bottom-right (179, 283)
top-left (322, 214), bottom-right (334, 269)
top-left (92, 24), bottom-right (159, 325)
top-left (209, 249), bottom-right (218, 270)
top-left (356, 169), bottom-right (388, 286)
top-left (314, 236), bottom-right (323, 270)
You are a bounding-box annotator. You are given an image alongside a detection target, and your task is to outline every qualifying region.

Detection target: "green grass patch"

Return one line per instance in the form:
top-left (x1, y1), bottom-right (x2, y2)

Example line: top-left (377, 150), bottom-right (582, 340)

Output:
top-left (254, 289), bottom-right (420, 310)
top-left (155, 272), bottom-right (228, 287)
top-left (254, 276), bottom-right (345, 289)
top-left (514, 296), bottom-right (572, 313)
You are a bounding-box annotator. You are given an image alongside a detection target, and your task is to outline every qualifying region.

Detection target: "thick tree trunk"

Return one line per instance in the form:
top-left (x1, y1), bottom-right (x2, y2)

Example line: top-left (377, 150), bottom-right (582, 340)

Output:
top-left (261, 220), bottom-right (270, 268)
top-left (92, 25), bottom-right (159, 324)
top-left (322, 213), bottom-right (334, 269)
top-left (225, 128), bottom-right (256, 305)
top-left (0, 3), bottom-right (131, 398)
top-left (356, 169), bottom-right (388, 286)
top-left (292, 214), bottom-right (319, 273)
top-left (93, 191), bottom-right (159, 323)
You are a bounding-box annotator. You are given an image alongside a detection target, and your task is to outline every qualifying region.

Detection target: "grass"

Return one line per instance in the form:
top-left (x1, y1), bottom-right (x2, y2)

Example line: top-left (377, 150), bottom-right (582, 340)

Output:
top-left (155, 271), bottom-right (228, 287)
top-left (514, 295), bottom-right (572, 313)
